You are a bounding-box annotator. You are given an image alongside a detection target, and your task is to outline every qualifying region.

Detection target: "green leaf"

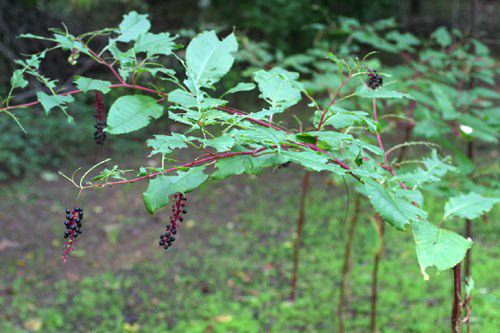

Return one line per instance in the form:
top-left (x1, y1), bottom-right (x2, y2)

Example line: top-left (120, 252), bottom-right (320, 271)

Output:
top-left (10, 70), bottom-right (28, 90)
top-left (117, 11), bottom-right (151, 42)
top-left (444, 192), bottom-right (499, 220)
top-left (185, 31), bottom-right (238, 88)
top-left (231, 127), bottom-right (290, 147)
top-left (363, 179), bottom-right (427, 230)
top-left (147, 133), bottom-right (189, 156)
top-left (355, 85), bottom-right (414, 100)
top-left (433, 27), bottom-right (452, 48)
top-left (458, 114), bottom-right (498, 143)
top-left (168, 88), bottom-right (226, 110)
top-left (395, 150), bottom-right (455, 186)
top-left (133, 32), bottom-right (177, 57)
top-left (254, 67), bottom-right (302, 109)
top-left (142, 166), bottom-right (208, 214)
top-left (36, 92), bottom-right (74, 114)
top-left (222, 82), bottom-right (256, 97)
top-left (200, 137), bottom-right (235, 152)
top-left (430, 84), bottom-right (459, 120)
top-left (211, 153), bottom-right (287, 180)
top-left (74, 77), bottom-right (111, 94)
top-left (53, 34), bottom-right (90, 56)
top-left (412, 220), bottom-right (472, 280)
top-left (107, 95), bottom-right (163, 134)
top-left (280, 151), bottom-right (345, 174)
top-left (385, 31), bottom-right (420, 51)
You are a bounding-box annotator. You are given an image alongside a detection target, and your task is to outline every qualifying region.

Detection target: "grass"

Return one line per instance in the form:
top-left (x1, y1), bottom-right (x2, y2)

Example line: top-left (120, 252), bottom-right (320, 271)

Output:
top-left (0, 169), bottom-right (498, 332)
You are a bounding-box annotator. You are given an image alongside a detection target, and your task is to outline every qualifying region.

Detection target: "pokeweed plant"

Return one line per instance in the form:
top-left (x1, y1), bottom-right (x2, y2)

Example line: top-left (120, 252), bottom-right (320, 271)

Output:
top-left (239, 17), bottom-right (499, 332)
top-left (0, 11), bottom-right (492, 329)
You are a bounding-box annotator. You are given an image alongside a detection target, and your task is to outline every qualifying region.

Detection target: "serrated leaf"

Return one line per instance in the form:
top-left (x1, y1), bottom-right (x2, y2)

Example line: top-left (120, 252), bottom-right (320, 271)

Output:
top-left (254, 67), bottom-right (302, 109)
top-left (211, 153), bottom-right (287, 180)
top-left (168, 88), bottom-right (226, 110)
top-left (412, 220), bottom-right (472, 280)
top-left (430, 84), bottom-right (459, 120)
top-left (10, 70), bottom-right (28, 90)
top-left (117, 11), bottom-right (151, 42)
top-left (53, 34), bottom-right (90, 55)
top-left (231, 127), bottom-right (290, 147)
top-left (142, 166), bottom-right (208, 214)
top-left (186, 31), bottom-right (238, 88)
top-left (222, 82), bottom-right (256, 96)
top-left (363, 179), bottom-right (427, 230)
top-left (280, 151), bottom-right (345, 174)
top-left (107, 95), bottom-right (163, 134)
top-left (74, 77), bottom-right (111, 94)
top-left (200, 137), bottom-right (235, 152)
top-left (355, 85), bottom-right (414, 100)
top-left (36, 92), bottom-right (74, 114)
top-left (433, 27), bottom-right (452, 48)
top-left (444, 192), bottom-right (499, 220)
top-left (147, 133), bottom-right (189, 156)
top-left (395, 150), bottom-right (455, 186)
top-left (133, 32), bottom-right (177, 57)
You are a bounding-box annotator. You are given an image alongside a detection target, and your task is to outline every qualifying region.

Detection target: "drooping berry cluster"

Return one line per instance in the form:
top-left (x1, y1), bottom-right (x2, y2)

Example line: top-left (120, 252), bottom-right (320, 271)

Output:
top-left (94, 92), bottom-right (107, 144)
top-left (159, 193), bottom-right (187, 251)
top-left (367, 70), bottom-right (383, 90)
top-left (61, 207), bottom-right (84, 262)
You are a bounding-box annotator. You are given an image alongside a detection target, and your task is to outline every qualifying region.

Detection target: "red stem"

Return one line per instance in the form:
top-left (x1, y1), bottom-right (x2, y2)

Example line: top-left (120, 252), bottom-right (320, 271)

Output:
top-left (372, 98), bottom-right (408, 190)
top-left (452, 263), bottom-right (463, 333)
top-left (289, 171), bottom-right (311, 301)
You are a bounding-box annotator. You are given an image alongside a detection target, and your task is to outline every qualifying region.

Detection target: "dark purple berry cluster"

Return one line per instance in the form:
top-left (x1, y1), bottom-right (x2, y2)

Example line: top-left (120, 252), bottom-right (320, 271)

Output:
top-left (94, 92), bottom-right (107, 144)
top-left (159, 193), bottom-right (187, 251)
top-left (367, 70), bottom-right (383, 90)
top-left (61, 207), bottom-right (84, 262)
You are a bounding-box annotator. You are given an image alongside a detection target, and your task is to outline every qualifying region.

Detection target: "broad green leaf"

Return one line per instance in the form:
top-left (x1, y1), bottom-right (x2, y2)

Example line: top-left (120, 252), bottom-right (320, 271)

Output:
top-left (74, 77), bottom-right (111, 94)
top-left (147, 133), bottom-right (189, 156)
top-left (430, 84), bottom-right (459, 120)
top-left (321, 107), bottom-right (378, 132)
top-left (355, 85), bottom-right (414, 100)
top-left (36, 92), bottom-right (74, 114)
top-left (385, 31), bottom-right (420, 51)
top-left (53, 34), bottom-right (91, 56)
top-left (222, 82), bottom-right (256, 97)
top-left (231, 127), bottom-right (291, 147)
top-left (142, 166), bottom-right (208, 214)
top-left (303, 131), bottom-right (353, 145)
top-left (168, 89), bottom-right (226, 110)
top-left (186, 31), bottom-right (238, 88)
top-left (280, 151), bottom-right (345, 174)
top-left (107, 95), bottom-right (163, 134)
top-left (199, 137), bottom-right (235, 152)
top-left (412, 220), bottom-right (472, 280)
top-left (117, 11), bottom-right (151, 42)
top-left (433, 27), bottom-right (452, 48)
top-left (133, 32), bottom-right (177, 57)
top-left (10, 70), bottom-right (28, 90)
top-left (254, 67), bottom-right (302, 109)
top-left (211, 153), bottom-right (287, 180)
top-left (363, 179), bottom-right (427, 230)
top-left (444, 192), bottom-right (499, 220)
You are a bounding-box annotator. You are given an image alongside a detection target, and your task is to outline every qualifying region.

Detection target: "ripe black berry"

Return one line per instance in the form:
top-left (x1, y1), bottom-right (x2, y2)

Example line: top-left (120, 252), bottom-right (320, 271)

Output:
top-left (94, 92), bottom-right (107, 145)
top-left (367, 69), bottom-right (383, 90)
top-left (61, 206), bottom-right (85, 262)
top-left (158, 193), bottom-right (187, 251)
